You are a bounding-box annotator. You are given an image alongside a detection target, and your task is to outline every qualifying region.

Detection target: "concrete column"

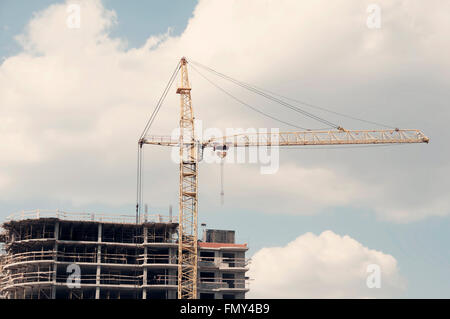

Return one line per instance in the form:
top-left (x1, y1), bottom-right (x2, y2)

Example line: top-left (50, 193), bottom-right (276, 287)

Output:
top-left (169, 247), bottom-right (174, 265)
top-left (142, 246), bottom-right (147, 299)
top-left (142, 226), bottom-right (148, 299)
top-left (54, 220), bottom-right (59, 240)
top-left (168, 286), bottom-right (176, 299)
top-left (95, 223), bottom-right (102, 299)
top-left (51, 221), bottom-right (59, 299)
top-left (98, 223), bottom-right (102, 242)
top-left (215, 250), bottom-right (220, 268)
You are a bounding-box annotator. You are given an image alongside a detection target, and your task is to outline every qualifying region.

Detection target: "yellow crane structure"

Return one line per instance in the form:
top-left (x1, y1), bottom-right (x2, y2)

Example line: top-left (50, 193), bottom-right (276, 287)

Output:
top-left (138, 57), bottom-right (429, 299)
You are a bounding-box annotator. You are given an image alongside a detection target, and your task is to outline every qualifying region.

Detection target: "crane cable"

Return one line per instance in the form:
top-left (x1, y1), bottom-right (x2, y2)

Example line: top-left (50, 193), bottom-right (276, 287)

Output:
top-left (249, 87), bottom-right (397, 129)
top-left (136, 61), bottom-right (181, 223)
top-left (189, 60), bottom-right (339, 129)
top-left (139, 61), bottom-right (182, 140)
top-left (220, 159), bottom-right (224, 205)
top-left (189, 59), bottom-right (396, 130)
top-left (190, 64), bottom-right (314, 130)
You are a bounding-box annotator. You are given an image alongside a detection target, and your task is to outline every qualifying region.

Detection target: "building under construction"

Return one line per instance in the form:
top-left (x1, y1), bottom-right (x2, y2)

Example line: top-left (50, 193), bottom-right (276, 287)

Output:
top-left (0, 58), bottom-right (429, 300)
top-left (0, 210), bottom-right (249, 299)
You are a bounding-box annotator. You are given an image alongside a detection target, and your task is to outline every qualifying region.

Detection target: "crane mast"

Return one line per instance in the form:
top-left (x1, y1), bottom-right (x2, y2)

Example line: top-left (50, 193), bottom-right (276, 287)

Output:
top-left (139, 57), bottom-right (429, 299)
top-left (176, 57), bottom-right (198, 299)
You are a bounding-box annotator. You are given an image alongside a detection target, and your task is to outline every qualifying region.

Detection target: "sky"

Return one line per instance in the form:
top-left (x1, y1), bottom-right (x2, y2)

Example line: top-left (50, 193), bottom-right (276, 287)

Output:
top-left (0, 0), bottom-right (449, 298)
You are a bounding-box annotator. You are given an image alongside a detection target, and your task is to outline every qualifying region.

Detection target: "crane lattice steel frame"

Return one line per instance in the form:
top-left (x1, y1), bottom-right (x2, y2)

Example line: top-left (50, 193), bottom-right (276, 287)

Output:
top-left (140, 57), bottom-right (429, 299)
top-left (175, 57), bottom-right (198, 299)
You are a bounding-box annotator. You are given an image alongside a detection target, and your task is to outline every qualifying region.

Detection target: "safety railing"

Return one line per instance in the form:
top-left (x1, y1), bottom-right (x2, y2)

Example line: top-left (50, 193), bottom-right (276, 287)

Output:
top-left (137, 254), bottom-right (177, 265)
top-left (1, 272), bottom-right (248, 290)
top-left (6, 209), bottom-right (177, 225)
top-left (198, 256), bottom-right (250, 268)
top-left (2, 251), bottom-right (178, 266)
top-left (0, 272), bottom-right (180, 289)
top-left (0, 271), bottom-right (144, 288)
top-left (2, 251), bottom-right (55, 265)
top-left (198, 277), bottom-right (249, 290)
top-left (146, 274), bottom-right (177, 286)
top-left (97, 273), bottom-right (142, 286)
top-left (146, 234), bottom-right (177, 244)
top-left (0, 270), bottom-right (54, 289)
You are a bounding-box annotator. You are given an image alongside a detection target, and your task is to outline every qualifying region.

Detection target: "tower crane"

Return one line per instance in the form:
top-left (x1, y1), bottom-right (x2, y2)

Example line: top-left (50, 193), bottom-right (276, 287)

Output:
top-left (137, 57), bottom-right (429, 299)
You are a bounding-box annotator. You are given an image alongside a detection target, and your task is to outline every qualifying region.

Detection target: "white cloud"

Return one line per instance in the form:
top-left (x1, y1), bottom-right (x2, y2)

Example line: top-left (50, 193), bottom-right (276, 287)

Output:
top-left (15, 1), bottom-right (120, 55)
top-left (0, 0), bottom-right (449, 222)
top-left (199, 162), bottom-right (378, 215)
top-left (248, 230), bottom-right (405, 298)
